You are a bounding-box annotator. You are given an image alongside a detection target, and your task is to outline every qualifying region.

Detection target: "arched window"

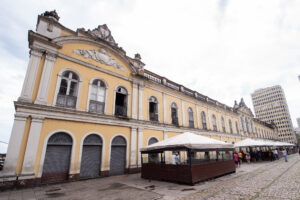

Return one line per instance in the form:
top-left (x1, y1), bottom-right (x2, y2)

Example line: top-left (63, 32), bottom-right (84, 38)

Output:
top-left (212, 114), bottom-right (217, 131)
top-left (188, 107), bottom-right (194, 128)
top-left (89, 79), bottom-right (106, 113)
top-left (240, 117), bottom-right (245, 131)
top-left (221, 117), bottom-right (226, 133)
top-left (149, 96), bottom-right (158, 121)
top-left (148, 137), bottom-right (158, 145)
top-left (255, 127), bottom-right (258, 137)
top-left (245, 118), bottom-right (249, 132)
top-left (235, 121), bottom-right (239, 134)
top-left (115, 87), bottom-right (128, 117)
top-left (171, 103), bottom-right (178, 125)
top-left (56, 71), bottom-right (79, 108)
top-left (201, 111), bottom-right (207, 129)
top-left (229, 119), bottom-right (233, 134)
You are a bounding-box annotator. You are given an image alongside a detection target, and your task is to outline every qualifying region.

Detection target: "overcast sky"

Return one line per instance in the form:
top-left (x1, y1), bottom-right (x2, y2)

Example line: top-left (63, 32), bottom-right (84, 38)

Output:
top-left (0, 0), bottom-right (300, 146)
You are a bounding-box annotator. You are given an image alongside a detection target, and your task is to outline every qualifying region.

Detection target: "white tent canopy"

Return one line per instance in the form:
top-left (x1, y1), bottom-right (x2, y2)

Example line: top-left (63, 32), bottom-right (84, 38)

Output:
top-left (140, 132), bottom-right (234, 152)
top-left (234, 138), bottom-right (294, 148)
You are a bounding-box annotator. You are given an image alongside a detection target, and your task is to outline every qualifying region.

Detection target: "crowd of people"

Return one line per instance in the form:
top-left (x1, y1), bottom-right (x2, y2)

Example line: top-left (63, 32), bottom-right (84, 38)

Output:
top-left (233, 147), bottom-right (297, 168)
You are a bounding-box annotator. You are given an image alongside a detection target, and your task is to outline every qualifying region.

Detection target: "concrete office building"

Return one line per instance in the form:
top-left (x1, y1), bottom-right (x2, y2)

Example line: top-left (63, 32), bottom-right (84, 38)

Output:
top-left (251, 85), bottom-right (296, 143)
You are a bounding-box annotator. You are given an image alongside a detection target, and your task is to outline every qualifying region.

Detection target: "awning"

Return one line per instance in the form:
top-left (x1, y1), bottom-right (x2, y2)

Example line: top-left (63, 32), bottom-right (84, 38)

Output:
top-left (140, 132), bottom-right (234, 152)
top-left (234, 138), bottom-right (294, 148)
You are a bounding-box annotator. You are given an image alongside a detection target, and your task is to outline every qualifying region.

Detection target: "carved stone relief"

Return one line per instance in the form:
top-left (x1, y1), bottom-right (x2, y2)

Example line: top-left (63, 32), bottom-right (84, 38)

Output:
top-left (73, 49), bottom-right (125, 71)
top-left (87, 25), bottom-right (117, 47)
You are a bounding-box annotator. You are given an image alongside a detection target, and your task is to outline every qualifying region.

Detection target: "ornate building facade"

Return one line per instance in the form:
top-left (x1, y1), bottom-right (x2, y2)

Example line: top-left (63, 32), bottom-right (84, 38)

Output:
top-left (2, 11), bottom-right (278, 186)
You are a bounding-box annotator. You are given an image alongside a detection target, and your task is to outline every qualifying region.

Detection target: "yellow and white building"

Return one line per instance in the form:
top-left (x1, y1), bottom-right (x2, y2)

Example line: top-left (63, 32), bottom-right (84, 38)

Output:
top-left (2, 11), bottom-right (278, 185)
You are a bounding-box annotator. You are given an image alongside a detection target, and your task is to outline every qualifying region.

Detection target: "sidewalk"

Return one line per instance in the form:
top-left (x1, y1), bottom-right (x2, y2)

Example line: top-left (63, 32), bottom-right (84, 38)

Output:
top-left (0, 154), bottom-right (299, 200)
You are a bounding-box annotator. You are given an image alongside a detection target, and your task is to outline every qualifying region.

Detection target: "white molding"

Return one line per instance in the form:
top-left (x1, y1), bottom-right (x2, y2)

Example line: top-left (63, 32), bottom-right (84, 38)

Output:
top-left (108, 134), bottom-right (129, 171)
top-left (131, 83), bottom-right (138, 119)
top-left (163, 92), bottom-right (167, 123)
top-left (2, 116), bottom-right (27, 175)
top-left (19, 50), bottom-right (43, 103)
top-left (35, 53), bottom-right (56, 105)
top-left (21, 117), bottom-right (44, 174)
top-left (37, 130), bottom-right (76, 177)
top-left (196, 105), bottom-right (200, 129)
top-left (138, 85), bottom-right (144, 120)
top-left (77, 132), bottom-right (105, 173)
top-left (130, 127), bottom-right (137, 168)
top-left (181, 100), bottom-right (185, 126)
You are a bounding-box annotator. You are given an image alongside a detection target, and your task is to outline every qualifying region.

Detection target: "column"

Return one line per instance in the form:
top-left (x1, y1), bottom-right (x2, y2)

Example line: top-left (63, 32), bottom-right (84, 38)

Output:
top-left (34, 53), bottom-right (56, 105)
top-left (19, 50), bottom-right (43, 102)
top-left (196, 105), bottom-right (200, 129)
top-left (163, 92), bottom-right (167, 123)
top-left (137, 127), bottom-right (143, 167)
top-left (207, 108), bottom-right (211, 130)
top-left (138, 84), bottom-right (144, 120)
top-left (163, 131), bottom-right (169, 163)
top-left (130, 127), bottom-right (137, 168)
top-left (21, 116), bottom-right (44, 175)
top-left (131, 82), bottom-right (138, 119)
top-left (2, 115), bottom-right (27, 175)
top-left (181, 100), bottom-right (185, 126)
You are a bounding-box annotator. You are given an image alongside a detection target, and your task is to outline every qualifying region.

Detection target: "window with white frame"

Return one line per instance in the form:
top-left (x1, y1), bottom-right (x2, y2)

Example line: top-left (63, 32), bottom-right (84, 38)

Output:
top-left (115, 86), bottom-right (128, 117)
top-left (188, 107), bottom-right (194, 128)
top-left (149, 96), bottom-right (158, 121)
top-left (212, 114), bottom-right (217, 131)
top-left (56, 71), bottom-right (79, 108)
top-left (171, 102), bottom-right (178, 125)
top-left (201, 111), bottom-right (207, 129)
top-left (89, 79), bottom-right (106, 113)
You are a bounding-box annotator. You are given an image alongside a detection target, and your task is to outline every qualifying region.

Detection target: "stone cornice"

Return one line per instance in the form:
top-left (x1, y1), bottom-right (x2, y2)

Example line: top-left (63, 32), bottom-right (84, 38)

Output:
top-left (14, 101), bottom-right (245, 138)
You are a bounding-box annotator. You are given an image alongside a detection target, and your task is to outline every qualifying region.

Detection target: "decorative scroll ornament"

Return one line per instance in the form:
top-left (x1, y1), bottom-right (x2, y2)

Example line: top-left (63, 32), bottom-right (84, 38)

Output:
top-left (73, 49), bottom-right (125, 71)
top-left (88, 24), bottom-right (117, 47)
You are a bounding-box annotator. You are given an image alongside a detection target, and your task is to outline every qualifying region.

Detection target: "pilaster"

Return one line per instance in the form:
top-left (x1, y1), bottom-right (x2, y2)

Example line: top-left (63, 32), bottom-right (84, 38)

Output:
top-left (181, 100), bottom-right (185, 126)
top-left (35, 53), bottom-right (56, 105)
top-left (2, 115), bottom-right (28, 175)
top-left (196, 105), bottom-right (200, 129)
top-left (163, 92), bottom-right (167, 123)
top-left (21, 116), bottom-right (44, 175)
top-left (19, 50), bottom-right (43, 103)
top-left (138, 84), bottom-right (144, 120)
top-left (131, 82), bottom-right (138, 119)
top-left (130, 127), bottom-right (137, 168)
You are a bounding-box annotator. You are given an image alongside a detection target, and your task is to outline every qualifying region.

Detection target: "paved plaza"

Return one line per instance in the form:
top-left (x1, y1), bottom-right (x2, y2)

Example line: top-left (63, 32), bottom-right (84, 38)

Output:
top-left (0, 154), bottom-right (299, 200)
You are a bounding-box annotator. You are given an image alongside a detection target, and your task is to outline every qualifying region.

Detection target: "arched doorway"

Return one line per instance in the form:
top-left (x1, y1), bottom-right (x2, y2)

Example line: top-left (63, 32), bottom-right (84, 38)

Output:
top-left (148, 137), bottom-right (159, 163)
top-left (80, 134), bottom-right (102, 179)
top-left (41, 132), bottom-right (72, 183)
top-left (110, 136), bottom-right (126, 175)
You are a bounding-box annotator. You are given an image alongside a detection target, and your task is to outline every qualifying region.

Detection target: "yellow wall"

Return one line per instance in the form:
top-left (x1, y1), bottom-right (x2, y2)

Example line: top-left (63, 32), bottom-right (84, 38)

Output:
top-left (46, 57), bottom-right (133, 116)
top-left (166, 96), bottom-right (182, 125)
top-left (142, 88), bottom-right (163, 122)
top-left (34, 119), bottom-right (131, 176)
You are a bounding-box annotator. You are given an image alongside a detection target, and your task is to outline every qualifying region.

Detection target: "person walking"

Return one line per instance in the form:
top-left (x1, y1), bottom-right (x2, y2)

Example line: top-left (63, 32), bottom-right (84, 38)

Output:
top-left (233, 152), bottom-right (239, 168)
top-left (238, 151), bottom-right (243, 165)
top-left (246, 152), bottom-right (251, 164)
top-left (282, 148), bottom-right (288, 162)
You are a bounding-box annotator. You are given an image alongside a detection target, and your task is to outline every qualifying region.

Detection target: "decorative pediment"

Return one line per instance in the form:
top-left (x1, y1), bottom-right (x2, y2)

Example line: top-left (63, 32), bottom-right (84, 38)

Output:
top-left (87, 24), bottom-right (117, 47)
top-left (73, 49), bottom-right (125, 71)
top-left (234, 98), bottom-right (254, 117)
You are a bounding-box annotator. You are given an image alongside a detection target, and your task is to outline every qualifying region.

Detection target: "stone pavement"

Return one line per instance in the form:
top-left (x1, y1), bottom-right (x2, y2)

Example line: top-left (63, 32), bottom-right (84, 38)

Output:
top-left (0, 154), bottom-right (299, 200)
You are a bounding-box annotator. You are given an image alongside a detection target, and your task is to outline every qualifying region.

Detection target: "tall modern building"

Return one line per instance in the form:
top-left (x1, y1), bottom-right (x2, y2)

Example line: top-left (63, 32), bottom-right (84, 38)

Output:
top-left (251, 85), bottom-right (296, 143)
top-left (297, 118), bottom-right (300, 128)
